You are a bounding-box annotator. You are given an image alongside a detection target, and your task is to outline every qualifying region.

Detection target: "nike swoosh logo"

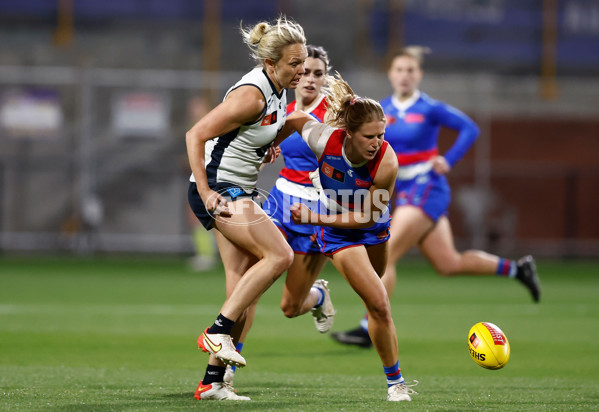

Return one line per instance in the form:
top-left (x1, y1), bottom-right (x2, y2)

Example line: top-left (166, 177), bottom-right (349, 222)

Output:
top-left (202, 333), bottom-right (222, 353)
top-left (196, 384), bottom-right (211, 394)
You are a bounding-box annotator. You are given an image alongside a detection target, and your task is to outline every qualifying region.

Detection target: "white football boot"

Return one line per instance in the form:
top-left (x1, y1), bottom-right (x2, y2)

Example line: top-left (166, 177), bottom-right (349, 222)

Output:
top-left (311, 279), bottom-right (336, 333)
top-left (194, 381), bottom-right (250, 401)
top-left (197, 328), bottom-right (246, 367)
top-left (387, 381), bottom-right (419, 402)
top-left (224, 365), bottom-right (235, 385)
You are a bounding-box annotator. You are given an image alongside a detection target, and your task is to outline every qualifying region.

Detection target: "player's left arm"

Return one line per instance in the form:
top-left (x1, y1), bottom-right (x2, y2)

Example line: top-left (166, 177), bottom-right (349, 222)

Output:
top-left (432, 103), bottom-right (480, 171)
top-left (367, 146), bottom-right (399, 219)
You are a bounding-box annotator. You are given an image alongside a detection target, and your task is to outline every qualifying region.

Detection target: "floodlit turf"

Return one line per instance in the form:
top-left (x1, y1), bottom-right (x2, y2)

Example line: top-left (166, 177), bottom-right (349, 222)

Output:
top-left (1, 256), bottom-right (599, 411)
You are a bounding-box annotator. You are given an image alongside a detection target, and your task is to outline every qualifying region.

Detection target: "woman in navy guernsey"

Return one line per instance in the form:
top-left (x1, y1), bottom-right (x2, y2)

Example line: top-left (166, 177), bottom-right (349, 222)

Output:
top-left (331, 47), bottom-right (542, 350)
top-left (223, 45), bottom-right (336, 388)
top-left (279, 73), bottom-right (418, 402)
top-left (186, 17), bottom-right (307, 401)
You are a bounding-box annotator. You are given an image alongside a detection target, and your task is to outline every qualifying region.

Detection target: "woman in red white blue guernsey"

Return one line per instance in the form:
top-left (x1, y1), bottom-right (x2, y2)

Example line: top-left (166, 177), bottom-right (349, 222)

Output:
top-left (280, 73), bottom-right (418, 402)
top-left (331, 47), bottom-right (541, 349)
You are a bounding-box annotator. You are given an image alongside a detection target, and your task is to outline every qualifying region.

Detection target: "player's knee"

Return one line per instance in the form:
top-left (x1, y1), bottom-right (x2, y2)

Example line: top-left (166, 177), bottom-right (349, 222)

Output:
top-left (434, 259), bottom-right (461, 277)
top-left (280, 299), bottom-right (301, 318)
top-left (268, 246), bottom-right (294, 276)
top-left (436, 265), bottom-right (459, 277)
top-left (366, 297), bottom-right (392, 323)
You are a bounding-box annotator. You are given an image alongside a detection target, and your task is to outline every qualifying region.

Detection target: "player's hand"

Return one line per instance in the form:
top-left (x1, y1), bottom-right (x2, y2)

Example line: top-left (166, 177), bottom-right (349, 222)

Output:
top-left (431, 156), bottom-right (451, 175)
top-left (202, 189), bottom-right (231, 217)
top-left (263, 145), bottom-right (281, 164)
top-left (290, 203), bottom-right (312, 224)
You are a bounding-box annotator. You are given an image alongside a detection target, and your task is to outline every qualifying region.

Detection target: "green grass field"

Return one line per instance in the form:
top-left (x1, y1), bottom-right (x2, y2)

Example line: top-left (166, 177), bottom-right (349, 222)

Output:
top-left (1, 256), bottom-right (599, 411)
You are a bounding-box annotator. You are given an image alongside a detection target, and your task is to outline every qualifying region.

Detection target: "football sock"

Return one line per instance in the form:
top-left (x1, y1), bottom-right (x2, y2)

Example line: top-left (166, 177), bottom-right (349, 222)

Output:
top-left (359, 314), bottom-right (369, 333)
top-left (496, 258), bottom-right (517, 278)
top-left (207, 313), bottom-right (235, 335)
top-left (383, 361), bottom-right (404, 387)
top-left (202, 364), bottom-right (226, 385)
top-left (312, 286), bottom-right (325, 308)
top-left (231, 342), bottom-right (244, 373)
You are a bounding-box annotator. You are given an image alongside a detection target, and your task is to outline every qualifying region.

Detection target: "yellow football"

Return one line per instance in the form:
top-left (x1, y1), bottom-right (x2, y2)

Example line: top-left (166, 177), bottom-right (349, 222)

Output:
top-left (467, 322), bottom-right (510, 370)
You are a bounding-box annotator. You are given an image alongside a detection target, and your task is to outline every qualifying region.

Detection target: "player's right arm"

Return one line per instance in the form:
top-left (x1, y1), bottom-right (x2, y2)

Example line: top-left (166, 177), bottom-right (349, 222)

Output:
top-left (185, 86), bottom-right (265, 213)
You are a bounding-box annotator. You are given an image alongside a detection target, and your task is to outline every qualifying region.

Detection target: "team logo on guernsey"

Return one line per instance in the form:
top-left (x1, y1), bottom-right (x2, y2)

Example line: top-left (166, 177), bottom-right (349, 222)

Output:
top-left (261, 111), bottom-right (278, 126)
top-left (405, 113), bottom-right (425, 123)
top-left (322, 161), bottom-right (345, 183)
top-left (385, 114), bottom-right (397, 125)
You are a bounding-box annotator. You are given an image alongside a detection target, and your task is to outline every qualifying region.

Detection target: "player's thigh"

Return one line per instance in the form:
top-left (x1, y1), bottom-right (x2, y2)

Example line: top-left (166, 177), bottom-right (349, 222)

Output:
top-left (366, 241), bottom-right (389, 278)
top-left (215, 198), bottom-right (291, 259)
top-left (419, 216), bottom-right (460, 269)
top-left (388, 206), bottom-right (435, 261)
top-left (282, 253), bottom-right (327, 303)
top-left (329, 246), bottom-right (387, 307)
top-left (214, 230), bottom-right (258, 297)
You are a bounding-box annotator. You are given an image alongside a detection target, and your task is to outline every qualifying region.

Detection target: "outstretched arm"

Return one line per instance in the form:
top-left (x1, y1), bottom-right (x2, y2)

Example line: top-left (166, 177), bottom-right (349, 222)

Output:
top-left (273, 110), bottom-right (316, 147)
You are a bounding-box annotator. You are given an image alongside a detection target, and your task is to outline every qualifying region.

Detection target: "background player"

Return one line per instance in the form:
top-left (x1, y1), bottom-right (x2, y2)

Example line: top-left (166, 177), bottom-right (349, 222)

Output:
top-left (281, 73), bottom-right (418, 402)
top-left (186, 16), bottom-right (306, 400)
top-left (331, 47), bottom-right (541, 348)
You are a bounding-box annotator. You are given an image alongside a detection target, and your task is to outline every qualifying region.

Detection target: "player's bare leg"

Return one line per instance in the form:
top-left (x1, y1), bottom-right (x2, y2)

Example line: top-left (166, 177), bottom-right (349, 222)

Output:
top-left (419, 216), bottom-right (498, 276)
top-left (214, 199), bottom-right (293, 321)
top-left (331, 206), bottom-right (431, 347)
top-left (198, 199), bottom-right (293, 367)
top-left (329, 245), bottom-right (398, 366)
top-left (383, 206), bottom-right (435, 295)
top-left (280, 253), bottom-right (327, 317)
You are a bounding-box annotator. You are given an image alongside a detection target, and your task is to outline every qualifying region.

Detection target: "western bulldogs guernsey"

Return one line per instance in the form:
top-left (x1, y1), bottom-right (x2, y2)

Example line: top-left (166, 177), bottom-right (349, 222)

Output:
top-left (279, 95), bottom-right (327, 186)
top-left (380, 90), bottom-right (479, 172)
top-left (191, 68), bottom-right (287, 190)
top-left (301, 121), bottom-right (390, 220)
top-left (380, 90), bottom-right (479, 222)
top-left (301, 121), bottom-right (392, 254)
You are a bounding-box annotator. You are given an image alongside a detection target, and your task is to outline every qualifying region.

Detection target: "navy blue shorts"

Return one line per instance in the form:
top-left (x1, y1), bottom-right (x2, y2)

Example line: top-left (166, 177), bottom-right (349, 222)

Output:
top-left (315, 219), bottom-right (391, 256)
top-left (188, 182), bottom-right (259, 230)
top-left (262, 185), bottom-right (320, 254)
top-left (394, 170), bottom-right (450, 222)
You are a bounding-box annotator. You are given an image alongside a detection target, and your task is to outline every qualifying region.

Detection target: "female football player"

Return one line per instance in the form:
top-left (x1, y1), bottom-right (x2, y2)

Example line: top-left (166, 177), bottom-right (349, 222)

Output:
top-left (280, 73), bottom-right (418, 402)
top-left (331, 47), bottom-right (541, 349)
top-left (186, 16), bottom-right (306, 401)
top-left (222, 44), bottom-right (335, 387)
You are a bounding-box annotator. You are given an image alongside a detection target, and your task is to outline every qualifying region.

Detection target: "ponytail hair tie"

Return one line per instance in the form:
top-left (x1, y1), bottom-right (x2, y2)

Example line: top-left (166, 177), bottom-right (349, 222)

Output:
top-left (349, 96), bottom-right (360, 106)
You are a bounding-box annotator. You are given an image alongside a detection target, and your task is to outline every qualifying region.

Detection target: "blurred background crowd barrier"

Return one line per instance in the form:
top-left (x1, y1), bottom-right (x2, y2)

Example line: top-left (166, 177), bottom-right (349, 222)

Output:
top-left (0, 0), bottom-right (598, 257)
